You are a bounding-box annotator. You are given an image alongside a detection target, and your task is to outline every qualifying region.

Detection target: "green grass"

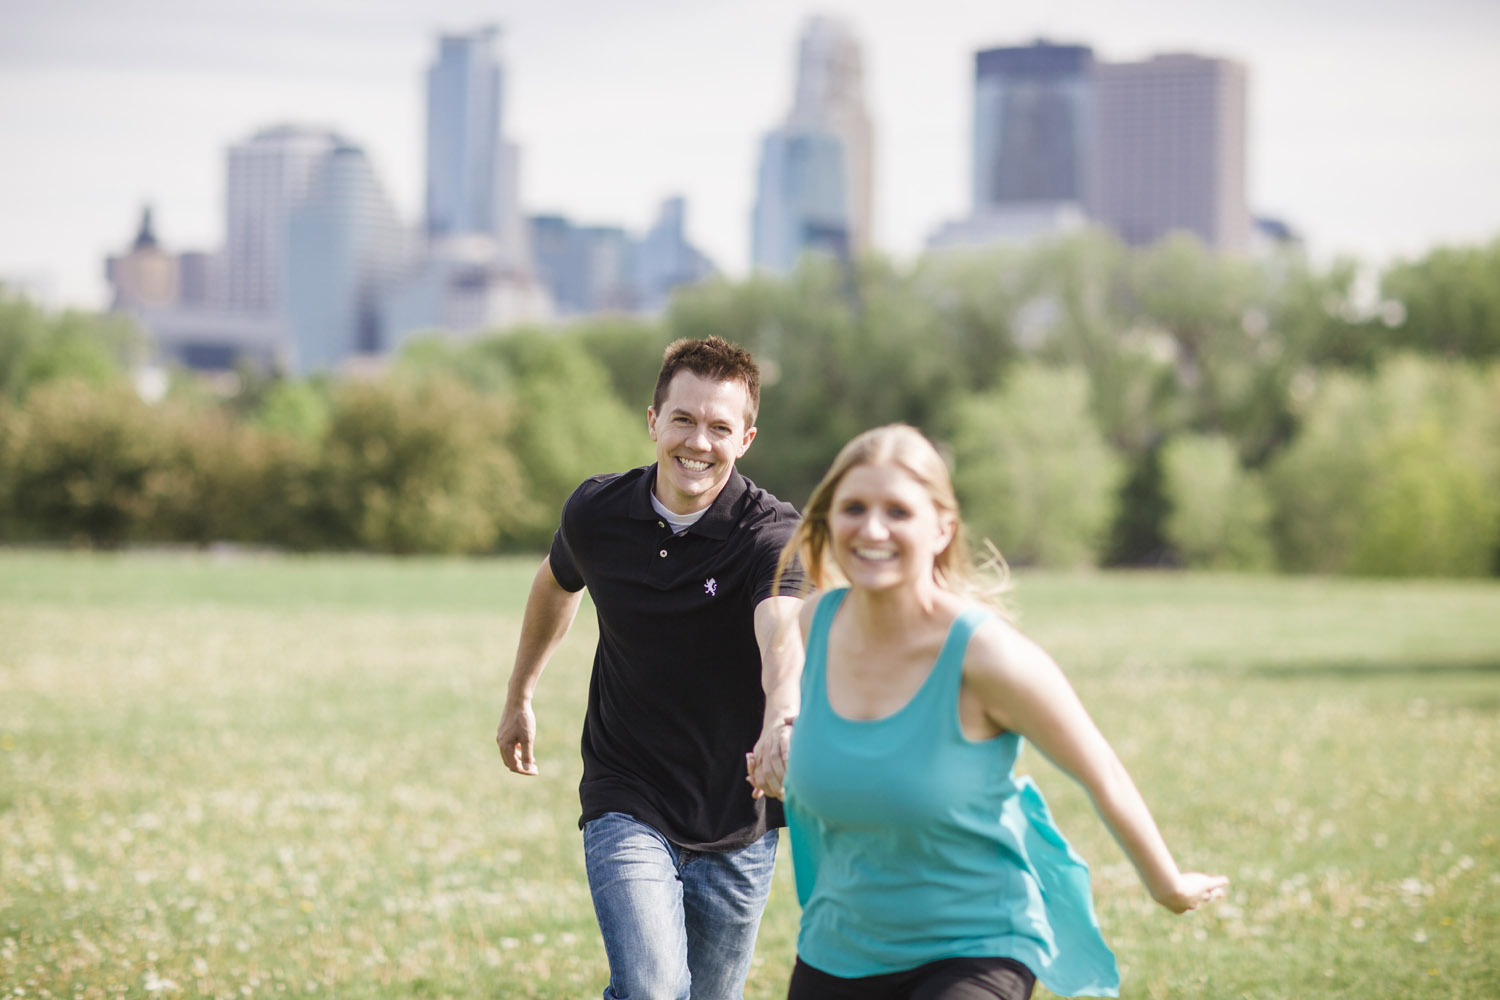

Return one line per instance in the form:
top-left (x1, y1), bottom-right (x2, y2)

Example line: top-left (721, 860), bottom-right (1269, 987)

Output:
top-left (2, 551), bottom-right (1497, 998)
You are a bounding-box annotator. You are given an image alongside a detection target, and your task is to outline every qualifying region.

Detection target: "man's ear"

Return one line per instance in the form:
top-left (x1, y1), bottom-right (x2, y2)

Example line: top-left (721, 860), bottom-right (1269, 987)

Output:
top-left (738, 425), bottom-right (758, 457)
top-left (647, 406), bottom-right (659, 441)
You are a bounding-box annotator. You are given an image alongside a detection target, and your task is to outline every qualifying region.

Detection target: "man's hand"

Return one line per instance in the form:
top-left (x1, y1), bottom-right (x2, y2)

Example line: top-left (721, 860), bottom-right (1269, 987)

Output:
top-left (496, 701), bottom-right (539, 776)
top-left (745, 714), bottom-right (796, 799)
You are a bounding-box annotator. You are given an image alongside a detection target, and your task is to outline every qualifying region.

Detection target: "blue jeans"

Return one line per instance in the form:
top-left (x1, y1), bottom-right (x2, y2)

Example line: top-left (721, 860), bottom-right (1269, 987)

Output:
top-left (583, 811), bottom-right (779, 1000)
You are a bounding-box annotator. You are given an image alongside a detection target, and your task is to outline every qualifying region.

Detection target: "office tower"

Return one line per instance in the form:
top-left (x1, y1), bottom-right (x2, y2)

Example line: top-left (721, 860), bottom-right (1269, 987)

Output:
top-left (425, 25), bottom-right (526, 267)
top-left (529, 216), bottom-right (636, 316)
top-left (753, 130), bottom-right (850, 272)
top-left (929, 40), bottom-right (1094, 251)
top-left (284, 143), bottom-right (410, 373)
top-left (635, 196), bottom-right (715, 311)
top-left (789, 16), bottom-right (874, 254)
top-left (175, 251), bottom-right (220, 308)
top-left (224, 125), bottom-right (342, 314)
top-left (1091, 54), bottom-right (1249, 251)
top-left (529, 197), bottom-right (715, 317)
top-left (753, 16), bottom-right (873, 273)
top-left (973, 40), bottom-right (1095, 211)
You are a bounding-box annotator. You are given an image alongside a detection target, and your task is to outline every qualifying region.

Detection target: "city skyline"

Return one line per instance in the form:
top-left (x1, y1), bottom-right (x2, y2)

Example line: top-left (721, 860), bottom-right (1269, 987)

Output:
top-left (3, 0), bottom-right (1499, 310)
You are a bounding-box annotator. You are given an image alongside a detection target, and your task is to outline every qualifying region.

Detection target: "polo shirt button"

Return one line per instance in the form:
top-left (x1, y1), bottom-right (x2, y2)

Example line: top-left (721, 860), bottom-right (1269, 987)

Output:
top-left (658, 521), bottom-right (666, 528)
top-left (659, 549), bottom-right (668, 558)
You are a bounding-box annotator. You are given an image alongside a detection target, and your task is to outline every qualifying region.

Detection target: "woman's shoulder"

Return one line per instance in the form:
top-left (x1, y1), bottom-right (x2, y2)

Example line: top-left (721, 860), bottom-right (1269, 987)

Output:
top-left (799, 587), bottom-right (848, 634)
top-left (960, 607), bottom-right (1048, 683)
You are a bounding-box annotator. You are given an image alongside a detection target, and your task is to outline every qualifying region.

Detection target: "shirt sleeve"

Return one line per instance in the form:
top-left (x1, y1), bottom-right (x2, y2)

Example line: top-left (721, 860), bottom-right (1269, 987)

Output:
top-left (748, 512), bottom-right (806, 605)
top-left (547, 486), bottom-right (587, 593)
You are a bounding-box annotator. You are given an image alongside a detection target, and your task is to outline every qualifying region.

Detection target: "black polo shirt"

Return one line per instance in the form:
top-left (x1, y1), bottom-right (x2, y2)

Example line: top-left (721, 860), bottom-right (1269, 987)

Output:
top-left (549, 463), bottom-right (805, 851)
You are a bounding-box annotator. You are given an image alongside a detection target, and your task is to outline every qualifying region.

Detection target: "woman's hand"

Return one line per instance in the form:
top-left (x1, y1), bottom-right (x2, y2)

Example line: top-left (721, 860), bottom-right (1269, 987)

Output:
top-left (1155, 872), bottom-right (1230, 914)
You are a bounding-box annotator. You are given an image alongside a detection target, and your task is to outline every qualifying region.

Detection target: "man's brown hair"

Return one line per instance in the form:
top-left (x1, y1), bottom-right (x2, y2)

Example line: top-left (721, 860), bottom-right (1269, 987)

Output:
top-left (652, 336), bottom-right (762, 426)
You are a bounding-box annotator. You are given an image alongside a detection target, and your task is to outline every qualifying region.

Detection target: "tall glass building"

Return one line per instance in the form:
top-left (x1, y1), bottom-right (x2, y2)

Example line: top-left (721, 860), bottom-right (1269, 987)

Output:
top-left (425, 26), bottom-right (524, 264)
top-left (752, 16), bottom-right (872, 274)
top-left (224, 125), bottom-right (341, 315)
top-left (752, 130), bottom-right (850, 273)
top-left (284, 144), bottom-right (409, 373)
top-left (972, 41), bottom-right (1096, 210)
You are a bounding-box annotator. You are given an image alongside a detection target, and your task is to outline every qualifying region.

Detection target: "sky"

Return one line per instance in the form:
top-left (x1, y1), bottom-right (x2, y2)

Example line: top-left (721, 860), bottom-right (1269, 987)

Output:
top-left (3, 0), bottom-right (1499, 311)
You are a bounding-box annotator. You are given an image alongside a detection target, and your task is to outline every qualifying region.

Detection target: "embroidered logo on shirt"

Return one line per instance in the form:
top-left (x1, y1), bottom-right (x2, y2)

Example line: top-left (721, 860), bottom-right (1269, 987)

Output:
top-left (704, 577), bottom-right (718, 596)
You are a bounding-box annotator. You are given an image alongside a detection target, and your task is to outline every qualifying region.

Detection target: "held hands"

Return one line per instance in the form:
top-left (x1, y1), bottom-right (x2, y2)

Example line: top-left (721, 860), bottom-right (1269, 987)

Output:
top-left (745, 715), bottom-right (796, 800)
top-left (496, 701), bottom-right (539, 776)
top-left (1155, 872), bottom-right (1230, 914)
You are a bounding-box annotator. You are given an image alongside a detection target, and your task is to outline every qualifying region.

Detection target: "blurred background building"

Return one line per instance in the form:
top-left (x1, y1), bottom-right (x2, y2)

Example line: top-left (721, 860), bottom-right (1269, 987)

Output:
top-left (424, 26), bottom-right (529, 270)
top-left (103, 22), bottom-right (1268, 377)
top-left (106, 22), bottom-right (729, 374)
top-left (752, 15), bottom-right (874, 273)
top-left (1091, 53), bottom-right (1249, 251)
top-left (930, 38), bottom-right (1249, 255)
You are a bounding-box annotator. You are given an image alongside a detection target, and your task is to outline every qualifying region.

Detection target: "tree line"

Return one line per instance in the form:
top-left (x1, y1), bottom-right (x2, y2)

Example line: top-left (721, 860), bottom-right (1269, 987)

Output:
top-left (2, 229), bottom-right (1497, 576)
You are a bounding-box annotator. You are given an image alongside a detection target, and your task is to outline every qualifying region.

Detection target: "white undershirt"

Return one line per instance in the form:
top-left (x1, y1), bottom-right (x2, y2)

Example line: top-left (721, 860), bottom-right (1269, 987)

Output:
top-left (650, 493), bottom-right (708, 534)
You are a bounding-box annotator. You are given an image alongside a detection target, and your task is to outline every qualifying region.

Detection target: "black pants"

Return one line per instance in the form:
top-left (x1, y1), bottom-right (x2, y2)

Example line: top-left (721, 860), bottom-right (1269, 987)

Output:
top-left (787, 955), bottom-right (1036, 1000)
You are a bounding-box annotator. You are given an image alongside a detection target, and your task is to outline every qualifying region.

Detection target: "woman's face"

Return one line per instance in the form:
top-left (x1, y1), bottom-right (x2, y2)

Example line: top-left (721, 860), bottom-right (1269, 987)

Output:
top-left (828, 461), bottom-right (954, 593)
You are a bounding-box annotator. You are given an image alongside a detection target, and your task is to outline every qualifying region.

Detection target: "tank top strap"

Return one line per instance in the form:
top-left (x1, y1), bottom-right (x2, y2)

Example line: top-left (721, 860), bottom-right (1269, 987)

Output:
top-left (922, 603), bottom-right (998, 712)
top-left (803, 588), bottom-right (850, 694)
top-left (935, 603), bottom-right (996, 676)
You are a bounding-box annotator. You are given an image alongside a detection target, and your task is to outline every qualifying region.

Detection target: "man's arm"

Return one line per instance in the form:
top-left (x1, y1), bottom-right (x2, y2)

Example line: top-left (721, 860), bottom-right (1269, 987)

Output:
top-left (746, 595), bottom-right (805, 799)
top-left (496, 556), bottom-right (586, 776)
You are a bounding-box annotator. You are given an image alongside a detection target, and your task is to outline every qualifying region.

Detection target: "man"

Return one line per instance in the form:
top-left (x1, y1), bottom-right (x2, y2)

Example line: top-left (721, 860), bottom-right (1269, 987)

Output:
top-left (496, 336), bottom-right (805, 1000)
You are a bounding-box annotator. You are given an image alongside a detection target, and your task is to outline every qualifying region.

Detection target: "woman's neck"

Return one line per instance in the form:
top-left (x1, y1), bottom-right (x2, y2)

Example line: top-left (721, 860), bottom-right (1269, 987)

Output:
top-left (842, 579), bottom-right (952, 640)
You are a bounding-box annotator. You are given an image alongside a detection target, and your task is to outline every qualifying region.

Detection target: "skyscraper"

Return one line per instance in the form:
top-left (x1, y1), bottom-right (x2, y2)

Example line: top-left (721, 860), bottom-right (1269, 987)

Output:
top-left (753, 16), bottom-right (874, 273)
top-left (972, 41), bottom-right (1095, 211)
top-left (753, 131), bottom-right (850, 272)
top-left (285, 143), bottom-right (409, 372)
top-left (789, 17), bottom-right (874, 254)
top-left (425, 26), bottom-right (526, 267)
top-left (1091, 54), bottom-right (1249, 251)
top-left (224, 125), bottom-right (341, 314)
top-left (928, 40), bottom-right (1094, 251)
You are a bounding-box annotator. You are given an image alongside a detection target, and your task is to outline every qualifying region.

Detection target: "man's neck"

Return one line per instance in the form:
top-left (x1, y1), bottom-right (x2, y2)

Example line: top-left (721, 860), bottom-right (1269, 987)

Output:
top-left (651, 491), bottom-right (709, 531)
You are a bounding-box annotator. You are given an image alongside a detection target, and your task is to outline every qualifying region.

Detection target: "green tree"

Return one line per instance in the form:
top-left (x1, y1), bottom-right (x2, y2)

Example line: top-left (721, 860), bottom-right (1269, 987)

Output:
top-left (1159, 433), bottom-right (1274, 570)
top-left (949, 365), bottom-right (1121, 568)
top-left (1267, 355), bottom-right (1500, 575)
top-left (253, 378), bottom-right (332, 443)
top-left (0, 291), bottom-right (142, 401)
top-left (0, 380), bottom-right (162, 546)
top-left (319, 378), bottom-right (531, 554)
top-left (1380, 237), bottom-right (1500, 360)
top-left (485, 331), bottom-right (652, 547)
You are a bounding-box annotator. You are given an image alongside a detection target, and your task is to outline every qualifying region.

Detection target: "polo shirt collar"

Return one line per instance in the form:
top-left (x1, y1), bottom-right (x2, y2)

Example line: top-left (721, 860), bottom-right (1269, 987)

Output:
top-left (631, 463), bottom-right (747, 540)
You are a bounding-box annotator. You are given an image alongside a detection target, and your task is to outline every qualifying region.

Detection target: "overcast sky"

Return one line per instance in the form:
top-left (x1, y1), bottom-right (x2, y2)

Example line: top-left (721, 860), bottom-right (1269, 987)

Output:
top-left (3, 0), bottom-right (1498, 310)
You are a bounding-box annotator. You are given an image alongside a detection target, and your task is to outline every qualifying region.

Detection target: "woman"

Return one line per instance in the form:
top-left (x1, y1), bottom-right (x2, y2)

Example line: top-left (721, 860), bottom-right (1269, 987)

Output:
top-left (754, 424), bottom-right (1227, 999)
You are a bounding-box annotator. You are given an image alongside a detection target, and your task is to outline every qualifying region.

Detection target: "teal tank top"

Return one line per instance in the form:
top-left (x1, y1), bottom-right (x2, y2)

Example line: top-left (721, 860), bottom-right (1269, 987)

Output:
top-left (783, 589), bottom-right (1121, 997)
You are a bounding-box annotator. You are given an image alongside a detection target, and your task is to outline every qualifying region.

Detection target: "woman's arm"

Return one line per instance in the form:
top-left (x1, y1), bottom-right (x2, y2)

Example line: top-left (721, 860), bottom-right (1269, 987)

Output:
top-left (965, 621), bottom-right (1228, 913)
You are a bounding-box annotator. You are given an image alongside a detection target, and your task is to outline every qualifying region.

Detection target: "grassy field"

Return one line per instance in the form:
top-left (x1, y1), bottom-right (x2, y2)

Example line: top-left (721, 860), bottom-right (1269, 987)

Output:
top-left (2, 550), bottom-right (1497, 998)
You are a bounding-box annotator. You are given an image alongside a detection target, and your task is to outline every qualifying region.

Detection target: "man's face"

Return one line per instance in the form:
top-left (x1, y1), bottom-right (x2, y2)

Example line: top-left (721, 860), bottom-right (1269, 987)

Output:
top-left (646, 370), bottom-right (757, 515)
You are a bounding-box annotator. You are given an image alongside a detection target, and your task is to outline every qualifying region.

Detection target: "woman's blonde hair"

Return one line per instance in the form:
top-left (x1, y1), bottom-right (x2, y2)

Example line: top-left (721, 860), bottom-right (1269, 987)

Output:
top-left (776, 424), bottom-right (1011, 612)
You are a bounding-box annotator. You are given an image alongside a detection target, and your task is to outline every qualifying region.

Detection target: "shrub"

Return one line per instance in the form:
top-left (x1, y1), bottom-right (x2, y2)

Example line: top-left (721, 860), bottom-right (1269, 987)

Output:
top-left (950, 365), bottom-right (1121, 568)
top-left (0, 380), bottom-right (162, 547)
top-left (318, 378), bottom-right (531, 554)
top-left (1160, 433), bottom-right (1274, 570)
top-left (1267, 355), bottom-right (1500, 576)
